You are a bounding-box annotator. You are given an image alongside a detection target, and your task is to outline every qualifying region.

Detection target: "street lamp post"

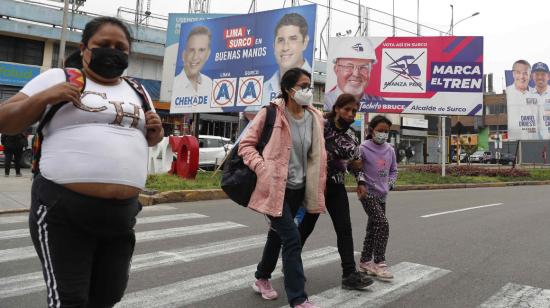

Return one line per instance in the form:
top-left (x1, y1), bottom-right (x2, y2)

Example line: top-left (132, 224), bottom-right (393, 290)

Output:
top-left (449, 4), bottom-right (480, 36)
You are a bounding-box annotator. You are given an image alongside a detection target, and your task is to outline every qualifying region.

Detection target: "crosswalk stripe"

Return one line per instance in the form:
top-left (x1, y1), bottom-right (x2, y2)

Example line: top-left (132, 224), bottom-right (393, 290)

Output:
top-left (141, 205), bottom-right (177, 212)
top-left (291, 262), bottom-right (451, 308)
top-left (0, 215), bottom-right (27, 225)
top-left (0, 228), bottom-right (27, 240)
top-left (0, 214), bottom-right (220, 241)
top-left (0, 221), bottom-right (246, 263)
top-left (137, 213), bottom-right (207, 224)
top-left (0, 206), bottom-right (178, 226)
top-left (136, 222), bottom-right (246, 242)
top-left (479, 283), bottom-right (550, 307)
top-left (0, 234), bottom-right (267, 299)
top-left (0, 246), bottom-right (36, 263)
top-left (115, 247), bottom-right (344, 308)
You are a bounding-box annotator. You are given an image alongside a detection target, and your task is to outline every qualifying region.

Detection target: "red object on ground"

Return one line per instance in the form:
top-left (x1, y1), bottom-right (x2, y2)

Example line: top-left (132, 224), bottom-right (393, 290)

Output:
top-left (169, 135), bottom-right (199, 179)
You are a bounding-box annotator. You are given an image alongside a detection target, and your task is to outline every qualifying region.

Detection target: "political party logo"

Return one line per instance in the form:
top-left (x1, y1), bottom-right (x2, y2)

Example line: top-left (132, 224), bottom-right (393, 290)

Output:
top-left (380, 48), bottom-right (427, 94)
top-left (237, 76), bottom-right (263, 106)
top-left (211, 78), bottom-right (237, 108)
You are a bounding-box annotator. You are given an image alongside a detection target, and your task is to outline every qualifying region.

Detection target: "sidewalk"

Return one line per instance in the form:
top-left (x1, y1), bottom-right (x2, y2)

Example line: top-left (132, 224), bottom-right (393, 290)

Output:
top-left (0, 172), bottom-right (32, 213)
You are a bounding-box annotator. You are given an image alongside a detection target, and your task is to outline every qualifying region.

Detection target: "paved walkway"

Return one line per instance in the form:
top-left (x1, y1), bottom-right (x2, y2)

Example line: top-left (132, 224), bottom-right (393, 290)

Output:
top-left (0, 172), bottom-right (32, 213)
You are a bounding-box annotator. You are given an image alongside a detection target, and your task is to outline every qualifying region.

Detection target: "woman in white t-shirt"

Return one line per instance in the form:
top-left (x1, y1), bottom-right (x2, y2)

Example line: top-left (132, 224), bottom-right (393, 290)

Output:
top-left (0, 17), bottom-right (163, 307)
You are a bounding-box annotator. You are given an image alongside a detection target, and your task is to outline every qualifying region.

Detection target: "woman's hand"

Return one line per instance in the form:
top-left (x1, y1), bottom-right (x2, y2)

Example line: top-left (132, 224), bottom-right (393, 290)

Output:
top-left (145, 111), bottom-right (164, 146)
top-left (45, 82), bottom-right (82, 106)
top-left (357, 184), bottom-right (368, 200)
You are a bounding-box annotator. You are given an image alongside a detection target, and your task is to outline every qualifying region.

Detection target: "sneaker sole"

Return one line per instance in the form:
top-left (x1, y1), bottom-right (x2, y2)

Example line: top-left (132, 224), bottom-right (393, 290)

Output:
top-left (252, 283), bottom-right (278, 300)
top-left (358, 267), bottom-right (377, 276)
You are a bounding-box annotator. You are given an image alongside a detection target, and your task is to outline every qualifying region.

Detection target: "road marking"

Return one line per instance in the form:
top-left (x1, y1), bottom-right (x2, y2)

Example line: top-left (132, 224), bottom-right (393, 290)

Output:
top-left (479, 283), bottom-right (550, 307)
top-left (287, 262), bottom-right (451, 308)
top-left (0, 246), bottom-right (36, 263)
top-left (0, 215), bottom-right (222, 241)
top-left (115, 247), bottom-right (345, 308)
top-left (136, 221), bottom-right (246, 242)
top-left (137, 213), bottom-right (207, 224)
top-left (141, 205), bottom-right (177, 212)
top-left (421, 203), bottom-right (504, 218)
top-left (0, 234), bottom-right (266, 299)
top-left (0, 221), bottom-right (246, 262)
top-left (0, 214), bottom-right (27, 225)
top-left (0, 228), bottom-right (28, 240)
top-left (131, 234), bottom-right (265, 271)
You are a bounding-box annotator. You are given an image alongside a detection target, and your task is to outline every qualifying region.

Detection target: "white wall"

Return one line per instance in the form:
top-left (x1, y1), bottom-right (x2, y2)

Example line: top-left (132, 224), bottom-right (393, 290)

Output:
top-left (127, 54), bottom-right (163, 81)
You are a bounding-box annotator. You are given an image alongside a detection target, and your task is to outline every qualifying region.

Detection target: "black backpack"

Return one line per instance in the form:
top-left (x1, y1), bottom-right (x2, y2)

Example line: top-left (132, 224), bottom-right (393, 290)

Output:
top-left (221, 105), bottom-right (276, 207)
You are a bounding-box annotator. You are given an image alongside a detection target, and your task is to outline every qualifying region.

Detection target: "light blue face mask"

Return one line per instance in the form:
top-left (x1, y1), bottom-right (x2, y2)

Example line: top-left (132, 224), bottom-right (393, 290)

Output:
top-left (373, 132), bottom-right (389, 144)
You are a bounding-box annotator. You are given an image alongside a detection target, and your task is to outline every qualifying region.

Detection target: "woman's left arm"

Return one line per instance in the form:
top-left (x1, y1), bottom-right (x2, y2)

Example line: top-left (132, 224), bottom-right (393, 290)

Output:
top-left (145, 111), bottom-right (164, 146)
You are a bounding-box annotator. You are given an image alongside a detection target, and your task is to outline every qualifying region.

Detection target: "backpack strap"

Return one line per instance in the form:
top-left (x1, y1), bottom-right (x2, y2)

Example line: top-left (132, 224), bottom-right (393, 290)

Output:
top-left (122, 76), bottom-right (152, 112)
top-left (31, 68), bottom-right (85, 175)
top-left (256, 105), bottom-right (276, 154)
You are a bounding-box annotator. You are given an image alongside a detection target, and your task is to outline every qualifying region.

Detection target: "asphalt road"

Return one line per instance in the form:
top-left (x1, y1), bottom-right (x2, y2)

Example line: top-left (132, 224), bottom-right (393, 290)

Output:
top-left (1, 185), bottom-right (550, 307)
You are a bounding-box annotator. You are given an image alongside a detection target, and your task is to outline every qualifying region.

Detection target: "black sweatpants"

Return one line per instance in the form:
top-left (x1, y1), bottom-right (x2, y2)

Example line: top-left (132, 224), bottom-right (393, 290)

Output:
top-left (4, 147), bottom-right (22, 175)
top-left (299, 182), bottom-right (356, 277)
top-left (29, 175), bottom-right (141, 308)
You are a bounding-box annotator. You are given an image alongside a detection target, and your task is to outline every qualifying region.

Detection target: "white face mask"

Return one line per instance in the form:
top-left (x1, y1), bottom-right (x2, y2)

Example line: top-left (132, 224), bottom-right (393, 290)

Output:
top-left (292, 88), bottom-right (313, 106)
top-left (373, 131), bottom-right (389, 144)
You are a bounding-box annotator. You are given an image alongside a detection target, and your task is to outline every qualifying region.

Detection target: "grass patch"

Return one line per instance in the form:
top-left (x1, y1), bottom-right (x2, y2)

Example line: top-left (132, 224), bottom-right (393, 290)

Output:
top-left (146, 167), bottom-right (550, 192)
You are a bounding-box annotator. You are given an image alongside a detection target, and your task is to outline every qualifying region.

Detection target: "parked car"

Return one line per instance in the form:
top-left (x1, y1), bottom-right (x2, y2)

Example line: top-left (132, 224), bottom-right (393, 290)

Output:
top-left (198, 135), bottom-right (233, 169)
top-left (497, 153), bottom-right (516, 165)
top-left (469, 151), bottom-right (493, 163)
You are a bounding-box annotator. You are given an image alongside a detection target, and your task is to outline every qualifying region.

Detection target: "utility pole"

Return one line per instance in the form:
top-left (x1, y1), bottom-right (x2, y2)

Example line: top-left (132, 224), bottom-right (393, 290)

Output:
top-left (392, 0), bottom-right (396, 36)
top-left (450, 4), bottom-right (454, 35)
top-left (417, 0), bottom-right (420, 36)
top-left (57, 0), bottom-right (70, 68)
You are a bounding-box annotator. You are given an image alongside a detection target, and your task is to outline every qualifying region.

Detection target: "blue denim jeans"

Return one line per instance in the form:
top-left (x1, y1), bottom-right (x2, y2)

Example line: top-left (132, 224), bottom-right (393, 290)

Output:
top-left (255, 188), bottom-right (307, 306)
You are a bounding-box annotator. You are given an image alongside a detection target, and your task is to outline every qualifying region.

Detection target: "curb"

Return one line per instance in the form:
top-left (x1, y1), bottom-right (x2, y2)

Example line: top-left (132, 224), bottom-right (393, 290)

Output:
top-left (3, 181), bottom-right (550, 214)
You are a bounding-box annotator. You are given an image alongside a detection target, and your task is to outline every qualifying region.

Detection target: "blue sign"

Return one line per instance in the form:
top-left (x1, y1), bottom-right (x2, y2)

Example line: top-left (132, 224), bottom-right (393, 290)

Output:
top-left (170, 5), bottom-right (317, 114)
top-left (0, 62), bottom-right (41, 87)
top-left (166, 13), bottom-right (232, 47)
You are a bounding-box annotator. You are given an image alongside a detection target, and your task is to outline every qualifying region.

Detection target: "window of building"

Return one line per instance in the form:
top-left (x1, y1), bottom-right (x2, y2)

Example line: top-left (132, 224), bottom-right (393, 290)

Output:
top-left (0, 85), bottom-right (20, 102)
top-left (0, 35), bottom-right (44, 66)
top-left (487, 104), bottom-right (507, 115)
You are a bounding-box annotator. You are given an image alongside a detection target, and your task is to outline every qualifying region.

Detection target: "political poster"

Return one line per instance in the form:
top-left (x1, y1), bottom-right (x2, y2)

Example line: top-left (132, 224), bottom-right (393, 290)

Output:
top-left (160, 13), bottom-right (231, 103)
top-left (324, 36), bottom-right (484, 116)
top-left (505, 60), bottom-right (550, 140)
top-left (169, 5), bottom-right (316, 114)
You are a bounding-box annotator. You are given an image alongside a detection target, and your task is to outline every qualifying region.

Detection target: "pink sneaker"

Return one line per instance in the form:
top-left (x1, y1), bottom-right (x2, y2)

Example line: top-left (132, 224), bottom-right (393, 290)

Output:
top-left (359, 261), bottom-right (393, 281)
top-left (294, 300), bottom-right (320, 308)
top-left (252, 279), bottom-right (278, 300)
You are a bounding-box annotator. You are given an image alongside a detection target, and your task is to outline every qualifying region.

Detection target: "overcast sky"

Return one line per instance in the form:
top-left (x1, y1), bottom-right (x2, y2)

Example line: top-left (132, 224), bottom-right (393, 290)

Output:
top-left (69, 0), bottom-right (550, 92)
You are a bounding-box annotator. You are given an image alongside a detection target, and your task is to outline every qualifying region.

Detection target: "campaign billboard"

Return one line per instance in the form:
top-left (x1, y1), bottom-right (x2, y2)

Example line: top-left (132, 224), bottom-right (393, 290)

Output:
top-left (160, 13), bottom-right (231, 103)
top-left (505, 60), bottom-right (550, 140)
top-left (169, 5), bottom-right (316, 114)
top-left (324, 36), bottom-right (484, 116)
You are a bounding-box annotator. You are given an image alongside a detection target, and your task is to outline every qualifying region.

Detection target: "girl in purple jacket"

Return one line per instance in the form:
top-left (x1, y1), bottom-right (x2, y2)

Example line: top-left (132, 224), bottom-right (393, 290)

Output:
top-left (357, 115), bottom-right (398, 280)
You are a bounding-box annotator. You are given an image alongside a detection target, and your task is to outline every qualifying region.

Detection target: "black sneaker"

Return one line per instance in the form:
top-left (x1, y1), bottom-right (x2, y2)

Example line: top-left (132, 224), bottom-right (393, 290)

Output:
top-left (342, 271), bottom-right (374, 290)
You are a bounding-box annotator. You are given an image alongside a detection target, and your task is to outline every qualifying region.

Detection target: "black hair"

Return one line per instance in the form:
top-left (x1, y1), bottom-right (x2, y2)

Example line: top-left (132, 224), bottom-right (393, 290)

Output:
top-left (325, 93), bottom-right (358, 121)
top-left (64, 17), bottom-right (132, 69)
top-left (274, 13), bottom-right (308, 41)
top-left (277, 67), bottom-right (311, 102)
top-left (366, 115), bottom-right (392, 140)
top-left (512, 59), bottom-right (531, 70)
top-left (186, 26), bottom-right (212, 48)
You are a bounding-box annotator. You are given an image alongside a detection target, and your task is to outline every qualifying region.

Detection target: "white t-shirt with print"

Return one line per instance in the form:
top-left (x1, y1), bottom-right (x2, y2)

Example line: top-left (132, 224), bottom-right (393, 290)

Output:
top-left (21, 68), bottom-right (155, 189)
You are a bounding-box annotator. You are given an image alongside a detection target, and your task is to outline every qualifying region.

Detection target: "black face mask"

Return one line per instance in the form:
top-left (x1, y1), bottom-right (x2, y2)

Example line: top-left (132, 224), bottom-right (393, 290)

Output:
top-left (336, 116), bottom-right (354, 130)
top-left (86, 47), bottom-right (128, 79)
